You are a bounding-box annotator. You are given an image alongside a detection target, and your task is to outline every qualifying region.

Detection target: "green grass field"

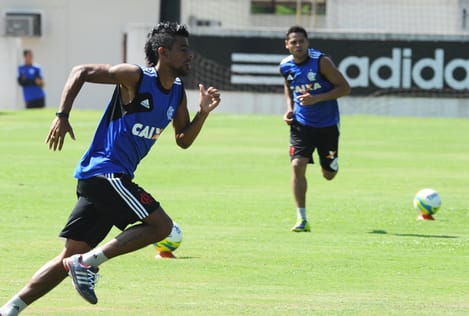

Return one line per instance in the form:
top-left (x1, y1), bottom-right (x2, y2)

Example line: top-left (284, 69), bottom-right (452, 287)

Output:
top-left (0, 109), bottom-right (468, 315)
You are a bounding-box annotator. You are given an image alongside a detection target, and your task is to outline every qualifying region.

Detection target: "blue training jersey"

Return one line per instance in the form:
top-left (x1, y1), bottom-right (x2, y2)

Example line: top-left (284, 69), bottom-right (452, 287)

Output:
top-left (17, 64), bottom-right (45, 102)
top-left (279, 48), bottom-right (339, 128)
top-left (74, 66), bottom-right (184, 179)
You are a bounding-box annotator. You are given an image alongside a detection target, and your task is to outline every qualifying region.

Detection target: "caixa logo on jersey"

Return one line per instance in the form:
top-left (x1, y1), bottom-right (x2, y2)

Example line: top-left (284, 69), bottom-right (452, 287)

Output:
top-left (132, 123), bottom-right (163, 140)
top-left (339, 48), bottom-right (469, 91)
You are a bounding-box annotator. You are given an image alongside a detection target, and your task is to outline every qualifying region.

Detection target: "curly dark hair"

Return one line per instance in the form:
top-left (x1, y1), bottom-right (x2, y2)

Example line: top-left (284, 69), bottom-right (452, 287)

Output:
top-left (286, 25), bottom-right (308, 39)
top-left (144, 21), bottom-right (190, 67)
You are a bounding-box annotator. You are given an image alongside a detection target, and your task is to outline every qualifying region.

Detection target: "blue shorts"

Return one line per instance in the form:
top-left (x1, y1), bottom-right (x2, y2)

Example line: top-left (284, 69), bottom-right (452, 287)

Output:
top-left (59, 173), bottom-right (160, 248)
top-left (289, 121), bottom-right (340, 172)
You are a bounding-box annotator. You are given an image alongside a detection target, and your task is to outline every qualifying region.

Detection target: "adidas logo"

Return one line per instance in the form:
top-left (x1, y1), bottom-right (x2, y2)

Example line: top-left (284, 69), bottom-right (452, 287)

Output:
top-left (287, 74), bottom-right (294, 81)
top-left (140, 99), bottom-right (150, 109)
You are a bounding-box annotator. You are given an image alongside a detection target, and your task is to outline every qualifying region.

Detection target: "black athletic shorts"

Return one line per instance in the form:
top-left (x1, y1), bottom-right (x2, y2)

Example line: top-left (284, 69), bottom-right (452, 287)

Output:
top-left (25, 98), bottom-right (45, 109)
top-left (59, 173), bottom-right (160, 248)
top-left (289, 120), bottom-right (340, 172)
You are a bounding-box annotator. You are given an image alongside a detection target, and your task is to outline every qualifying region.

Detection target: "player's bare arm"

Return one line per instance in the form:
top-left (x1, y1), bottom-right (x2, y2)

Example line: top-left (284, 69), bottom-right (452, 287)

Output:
top-left (297, 56), bottom-right (351, 106)
top-left (319, 56), bottom-right (351, 99)
top-left (46, 63), bottom-right (141, 151)
top-left (283, 81), bottom-right (295, 124)
top-left (172, 83), bottom-right (221, 149)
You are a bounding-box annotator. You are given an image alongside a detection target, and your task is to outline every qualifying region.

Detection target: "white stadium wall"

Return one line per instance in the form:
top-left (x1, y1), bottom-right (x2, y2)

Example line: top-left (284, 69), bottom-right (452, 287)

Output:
top-left (0, 0), bottom-right (159, 110)
top-left (184, 90), bottom-right (469, 118)
top-left (326, 0), bottom-right (469, 34)
top-left (0, 37), bottom-right (21, 109)
top-left (0, 0), bottom-right (468, 117)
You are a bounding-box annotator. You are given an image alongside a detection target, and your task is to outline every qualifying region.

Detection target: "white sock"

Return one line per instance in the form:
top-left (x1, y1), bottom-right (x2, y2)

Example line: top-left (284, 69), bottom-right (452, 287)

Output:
top-left (81, 247), bottom-right (109, 267)
top-left (0, 295), bottom-right (27, 316)
top-left (296, 208), bottom-right (307, 220)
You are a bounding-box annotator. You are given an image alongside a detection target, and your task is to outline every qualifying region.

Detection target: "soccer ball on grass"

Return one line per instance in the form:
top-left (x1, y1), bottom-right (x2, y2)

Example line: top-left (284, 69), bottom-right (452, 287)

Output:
top-left (153, 221), bottom-right (183, 258)
top-left (413, 188), bottom-right (441, 220)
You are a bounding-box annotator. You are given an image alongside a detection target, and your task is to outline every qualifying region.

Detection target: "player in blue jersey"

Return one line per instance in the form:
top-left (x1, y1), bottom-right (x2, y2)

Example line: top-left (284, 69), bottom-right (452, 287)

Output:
top-left (17, 49), bottom-right (46, 109)
top-left (280, 25), bottom-right (351, 232)
top-left (0, 22), bottom-right (220, 315)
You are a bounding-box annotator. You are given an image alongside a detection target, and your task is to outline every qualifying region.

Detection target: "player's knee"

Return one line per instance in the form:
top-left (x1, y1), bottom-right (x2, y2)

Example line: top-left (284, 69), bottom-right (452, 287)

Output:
top-left (160, 217), bottom-right (173, 238)
top-left (291, 158), bottom-right (308, 174)
top-left (155, 215), bottom-right (173, 240)
top-left (145, 208), bottom-right (173, 241)
top-left (291, 159), bottom-right (301, 168)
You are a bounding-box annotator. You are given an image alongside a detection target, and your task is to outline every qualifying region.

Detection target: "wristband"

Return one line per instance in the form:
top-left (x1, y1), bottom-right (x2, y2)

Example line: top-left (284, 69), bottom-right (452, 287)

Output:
top-left (55, 112), bottom-right (69, 119)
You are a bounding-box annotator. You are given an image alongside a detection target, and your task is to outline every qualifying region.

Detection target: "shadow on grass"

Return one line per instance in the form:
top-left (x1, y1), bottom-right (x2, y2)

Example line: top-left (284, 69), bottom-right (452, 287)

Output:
top-left (175, 256), bottom-right (199, 260)
top-left (368, 229), bottom-right (458, 239)
top-left (154, 256), bottom-right (198, 260)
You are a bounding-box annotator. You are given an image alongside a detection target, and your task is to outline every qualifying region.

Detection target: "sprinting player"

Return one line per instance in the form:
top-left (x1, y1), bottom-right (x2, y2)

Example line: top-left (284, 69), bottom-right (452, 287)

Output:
top-left (0, 21), bottom-right (220, 315)
top-left (280, 25), bottom-right (351, 232)
top-left (17, 49), bottom-right (46, 109)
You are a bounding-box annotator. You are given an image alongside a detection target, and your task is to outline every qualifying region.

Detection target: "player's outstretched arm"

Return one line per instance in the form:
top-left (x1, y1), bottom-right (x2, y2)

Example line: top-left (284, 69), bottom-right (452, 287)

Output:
top-left (45, 63), bottom-right (141, 151)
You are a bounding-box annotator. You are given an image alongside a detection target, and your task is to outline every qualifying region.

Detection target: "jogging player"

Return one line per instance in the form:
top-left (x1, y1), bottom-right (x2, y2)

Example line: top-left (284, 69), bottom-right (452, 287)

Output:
top-left (280, 25), bottom-right (351, 232)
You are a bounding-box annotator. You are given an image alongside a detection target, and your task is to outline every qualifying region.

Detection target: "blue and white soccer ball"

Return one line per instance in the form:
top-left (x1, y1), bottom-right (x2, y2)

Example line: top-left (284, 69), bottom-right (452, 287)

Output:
top-left (153, 221), bottom-right (183, 253)
top-left (413, 188), bottom-right (441, 216)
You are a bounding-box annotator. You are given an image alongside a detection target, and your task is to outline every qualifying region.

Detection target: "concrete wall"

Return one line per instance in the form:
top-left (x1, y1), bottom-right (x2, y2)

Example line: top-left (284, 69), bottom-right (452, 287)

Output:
top-left (327, 0), bottom-right (465, 34)
top-left (0, 0), bottom-right (159, 110)
top-left (1, 0), bottom-right (467, 118)
top-left (0, 36), bottom-right (21, 109)
top-left (185, 90), bottom-right (469, 118)
top-left (183, 0), bottom-right (468, 34)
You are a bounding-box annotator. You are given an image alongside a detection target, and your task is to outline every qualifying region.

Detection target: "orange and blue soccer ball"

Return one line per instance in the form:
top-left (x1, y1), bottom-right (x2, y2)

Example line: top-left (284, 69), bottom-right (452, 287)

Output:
top-left (413, 188), bottom-right (441, 216)
top-left (154, 221), bottom-right (183, 253)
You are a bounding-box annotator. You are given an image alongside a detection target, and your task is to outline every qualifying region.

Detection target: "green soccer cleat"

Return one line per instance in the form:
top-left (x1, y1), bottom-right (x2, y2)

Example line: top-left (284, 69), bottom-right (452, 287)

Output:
top-left (291, 219), bottom-right (311, 232)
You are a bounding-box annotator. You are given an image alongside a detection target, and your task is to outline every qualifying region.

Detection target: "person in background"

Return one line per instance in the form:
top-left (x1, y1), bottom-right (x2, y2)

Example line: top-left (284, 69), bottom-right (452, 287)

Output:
top-left (280, 25), bottom-right (351, 232)
top-left (17, 49), bottom-right (46, 109)
top-left (0, 21), bottom-right (220, 315)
